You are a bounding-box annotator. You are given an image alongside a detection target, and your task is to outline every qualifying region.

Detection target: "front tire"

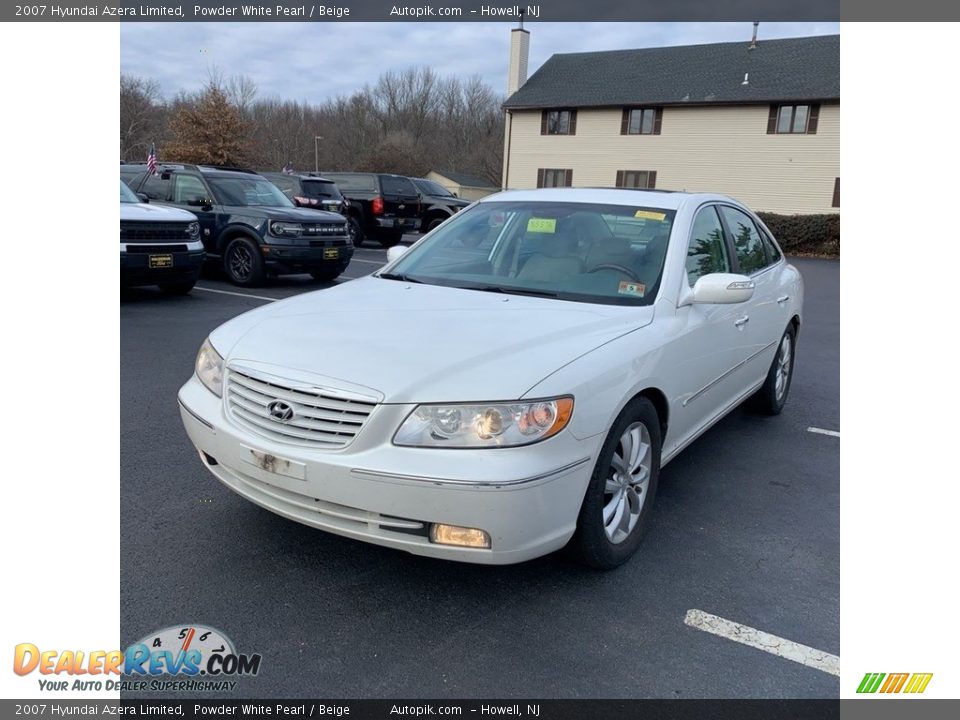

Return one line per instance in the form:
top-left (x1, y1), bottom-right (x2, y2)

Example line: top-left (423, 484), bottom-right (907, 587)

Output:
top-left (570, 397), bottom-right (662, 570)
top-left (753, 325), bottom-right (796, 415)
top-left (224, 237), bottom-right (265, 287)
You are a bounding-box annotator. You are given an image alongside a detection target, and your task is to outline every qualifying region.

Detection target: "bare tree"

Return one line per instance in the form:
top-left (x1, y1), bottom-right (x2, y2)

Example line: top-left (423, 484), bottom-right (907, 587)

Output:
top-left (119, 74), bottom-right (163, 161)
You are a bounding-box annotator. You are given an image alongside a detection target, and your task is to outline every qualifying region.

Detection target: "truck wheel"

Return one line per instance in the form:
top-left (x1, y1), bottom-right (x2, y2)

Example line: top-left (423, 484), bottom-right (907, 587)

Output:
top-left (347, 217), bottom-right (364, 248)
top-left (224, 237), bottom-right (265, 287)
top-left (378, 233), bottom-right (402, 248)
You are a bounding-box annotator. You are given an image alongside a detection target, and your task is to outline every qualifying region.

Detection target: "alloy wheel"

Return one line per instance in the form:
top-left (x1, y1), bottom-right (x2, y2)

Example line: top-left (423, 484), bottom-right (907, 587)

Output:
top-left (603, 421), bottom-right (652, 544)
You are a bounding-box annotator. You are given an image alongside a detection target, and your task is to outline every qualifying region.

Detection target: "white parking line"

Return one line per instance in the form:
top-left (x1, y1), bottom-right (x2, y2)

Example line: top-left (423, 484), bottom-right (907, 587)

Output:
top-left (349, 258), bottom-right (386, 265)
top-left (684, 609), bottom-right (839, 677)
top-left (194, 286), bottom-right (277, 302)
top-left (807, 427), bottom-right (840, 438)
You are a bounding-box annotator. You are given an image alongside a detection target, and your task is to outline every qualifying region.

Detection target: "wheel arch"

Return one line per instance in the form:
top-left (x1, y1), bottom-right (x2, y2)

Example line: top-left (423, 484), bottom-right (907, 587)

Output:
top-left (216, 226), bottom-right (261, 254)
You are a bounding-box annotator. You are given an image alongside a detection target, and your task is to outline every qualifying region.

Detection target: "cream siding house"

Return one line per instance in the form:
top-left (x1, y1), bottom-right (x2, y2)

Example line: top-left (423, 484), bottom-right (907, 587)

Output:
top-left (502, 32), bottom-right (840, 215)
top-left (425, 170), bottom-right (499, 201)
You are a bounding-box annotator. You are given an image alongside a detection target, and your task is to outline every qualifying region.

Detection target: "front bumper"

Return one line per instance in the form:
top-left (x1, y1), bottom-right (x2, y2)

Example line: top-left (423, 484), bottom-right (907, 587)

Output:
top-left (178, 374), bottom-right (597, 564)
top-left (120, 244), bottom-right (204, 287)
top-left (261, 242), bottom-right (354, 274)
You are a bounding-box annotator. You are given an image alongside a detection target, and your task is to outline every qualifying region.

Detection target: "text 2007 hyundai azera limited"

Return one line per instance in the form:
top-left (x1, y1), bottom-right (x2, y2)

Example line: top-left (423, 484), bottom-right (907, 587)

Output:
top-left (179, 188), bottom-right (803, 568)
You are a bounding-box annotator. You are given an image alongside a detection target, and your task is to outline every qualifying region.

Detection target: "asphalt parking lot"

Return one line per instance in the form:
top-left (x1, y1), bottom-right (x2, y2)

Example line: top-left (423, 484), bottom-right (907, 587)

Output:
top-left (120, 244), bottom-right (839, 699)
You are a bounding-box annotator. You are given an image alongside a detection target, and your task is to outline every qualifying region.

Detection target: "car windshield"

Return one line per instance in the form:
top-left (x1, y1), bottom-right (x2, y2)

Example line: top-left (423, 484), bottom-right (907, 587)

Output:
top-left (302, 179), bottom-right (343, 200)
top-left (120, 180), bottom-right (140, 203)
top-left (414, 179), bottom-right (454, 197)
top-left (384, 201), bottom-right (676, 306)
top-left (207, 176), bottom-right (294, 207)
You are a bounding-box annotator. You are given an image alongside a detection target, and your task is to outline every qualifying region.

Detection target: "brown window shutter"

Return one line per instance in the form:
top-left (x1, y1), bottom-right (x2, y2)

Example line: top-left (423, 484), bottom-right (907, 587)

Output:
top-left (808, 104), bottom-right (820, 134)
top-left (541, 111), bottom-right (548, 135)
top-left (564, 169), bottom-right (573, 187)
top-left (615, 170), bottom-right (624, 187)
top-left (569, 110), bottom-right (577, 135)
top-left (647, 171), bottom-right (657, 189)
top-left (653, 108), bottom-right (663, 135)
top-left (537, 169), bottom-right (545, 188)
top-left (767, 105), bottom-right (778, 134)
top-left (832, 177), bottom-right (839, 207)
top-left (621, 109), bottom-right (629, 135)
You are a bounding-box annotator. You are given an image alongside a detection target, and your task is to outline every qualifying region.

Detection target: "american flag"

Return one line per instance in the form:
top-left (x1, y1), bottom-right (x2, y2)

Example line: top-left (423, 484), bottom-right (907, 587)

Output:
top-left (147, 143), bottom-right (157, 175)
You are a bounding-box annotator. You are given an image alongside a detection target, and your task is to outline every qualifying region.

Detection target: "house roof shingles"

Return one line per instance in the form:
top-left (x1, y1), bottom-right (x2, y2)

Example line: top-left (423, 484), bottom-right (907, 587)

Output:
top-left (502, 34), bottom-right (840, 110)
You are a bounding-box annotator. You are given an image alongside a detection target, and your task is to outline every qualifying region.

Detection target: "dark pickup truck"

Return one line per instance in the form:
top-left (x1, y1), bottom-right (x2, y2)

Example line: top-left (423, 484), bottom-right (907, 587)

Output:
top-left (321, 172), bottom-right (421, 248)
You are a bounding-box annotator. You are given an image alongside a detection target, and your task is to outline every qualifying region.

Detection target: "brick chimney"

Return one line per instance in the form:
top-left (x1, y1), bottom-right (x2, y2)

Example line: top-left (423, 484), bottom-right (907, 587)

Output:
top-left (507, 27), bottom-right (530, 96)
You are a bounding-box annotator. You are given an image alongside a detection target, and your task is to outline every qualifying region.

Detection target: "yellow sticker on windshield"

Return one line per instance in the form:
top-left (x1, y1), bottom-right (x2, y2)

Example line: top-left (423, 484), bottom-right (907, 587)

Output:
top-left (618, 281), bottom-right (646, 297)
top-left (634, 210), bottom-right (666, 221)
top-left (527, 218), bottom-right (557, 233)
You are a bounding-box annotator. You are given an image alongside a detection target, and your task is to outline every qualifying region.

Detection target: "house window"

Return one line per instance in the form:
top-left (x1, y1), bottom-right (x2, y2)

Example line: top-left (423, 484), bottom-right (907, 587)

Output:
top-left (616, 170), bottom-right (657, 189)
top-left (767, 104), bottom-right (820, 134)
top-left (621, 107), bottom-right (663, 135)
top-left (537, 169), bottom-right (573, 188)
top-left (541, 109), bottom-right (576, 135)
top-left (832, 177), bottom-right (840, 208)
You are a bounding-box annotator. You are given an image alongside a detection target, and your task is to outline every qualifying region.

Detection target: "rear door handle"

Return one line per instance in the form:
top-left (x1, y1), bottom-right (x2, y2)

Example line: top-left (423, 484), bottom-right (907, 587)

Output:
top-left (734, 316), bottom-right (750, 328)
top-left (777, 295), bottom-right (790, 305)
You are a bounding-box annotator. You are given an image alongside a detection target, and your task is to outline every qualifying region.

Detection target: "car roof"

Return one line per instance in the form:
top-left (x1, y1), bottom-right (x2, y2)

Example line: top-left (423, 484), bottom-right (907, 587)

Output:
top-left (477, 187), bottom-right (739, 210)
top-left (261, 172), bottom-right (337, 182)
top-left (119, 162), bottom-right (260, 177)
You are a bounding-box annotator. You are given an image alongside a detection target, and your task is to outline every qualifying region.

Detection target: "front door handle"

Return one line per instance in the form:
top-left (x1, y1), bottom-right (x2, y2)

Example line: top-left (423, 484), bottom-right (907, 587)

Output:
top-left (777, 295), bottom-right (790, 305)
top-left (734, 316), bottom-right (750, 328)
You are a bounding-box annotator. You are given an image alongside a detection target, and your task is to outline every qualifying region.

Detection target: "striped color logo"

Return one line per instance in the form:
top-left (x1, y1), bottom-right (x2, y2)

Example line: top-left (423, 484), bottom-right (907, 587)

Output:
top-left (857, 672), bottom-right (933, 694)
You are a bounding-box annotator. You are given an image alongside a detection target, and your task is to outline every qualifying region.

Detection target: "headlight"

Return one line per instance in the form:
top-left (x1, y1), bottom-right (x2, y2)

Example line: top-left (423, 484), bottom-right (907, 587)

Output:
top-left (394, 397), bottom-right (573, 448)
top-left (186, 221), bottom-right (200, 239)
top-left (269, 221), bottom-right (303, 237)
top-left (195, 338), bottom-right (224, 397)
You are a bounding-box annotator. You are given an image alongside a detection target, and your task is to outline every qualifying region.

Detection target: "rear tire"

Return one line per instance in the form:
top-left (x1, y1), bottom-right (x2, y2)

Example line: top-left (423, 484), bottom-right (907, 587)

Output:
top-left (753, 325), bottom-right (796, 415)
top-left (347, 217), bottom-right (364, 248)
top-left (570, 397), bottom-right (662, 570)
top-left (224, 237), bottom-right (265, 287)
top-left (426, 216), bottom-right (446, 232)
top-left (378, 233), bottom-right (403, 249)
top-left (158, 279), bottom-right (196, 295)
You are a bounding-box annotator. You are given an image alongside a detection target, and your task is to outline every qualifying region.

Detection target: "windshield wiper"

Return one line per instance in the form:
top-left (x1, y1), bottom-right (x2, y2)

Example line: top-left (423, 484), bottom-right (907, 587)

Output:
top-left (469, 285), bottom-right (560, 299)
top-left (378, 272), bottom-right (424, 284)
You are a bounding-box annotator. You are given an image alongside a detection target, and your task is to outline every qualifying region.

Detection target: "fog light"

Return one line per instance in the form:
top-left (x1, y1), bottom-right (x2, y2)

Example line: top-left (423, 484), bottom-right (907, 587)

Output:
top-left (429, 524), bottom-right (491, 549)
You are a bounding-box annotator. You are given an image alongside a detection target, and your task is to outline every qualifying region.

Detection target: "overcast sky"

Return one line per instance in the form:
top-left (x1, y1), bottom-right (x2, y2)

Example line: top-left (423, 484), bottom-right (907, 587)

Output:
top-left (121, 22), bottom-right (839, 104)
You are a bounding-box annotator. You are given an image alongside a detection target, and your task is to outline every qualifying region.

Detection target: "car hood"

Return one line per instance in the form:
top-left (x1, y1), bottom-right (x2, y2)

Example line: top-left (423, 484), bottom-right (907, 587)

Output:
top-left (120, 203), bottom-right (197, 222)
top-left (211, 277), bottom-right (653, 404)
top-left (225, 206), bottom-right (344, 223)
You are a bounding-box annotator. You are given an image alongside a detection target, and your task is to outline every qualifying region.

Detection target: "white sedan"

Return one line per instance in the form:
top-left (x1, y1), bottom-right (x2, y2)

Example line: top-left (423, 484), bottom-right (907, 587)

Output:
top-left (178, 188), bottom-right (803, 568)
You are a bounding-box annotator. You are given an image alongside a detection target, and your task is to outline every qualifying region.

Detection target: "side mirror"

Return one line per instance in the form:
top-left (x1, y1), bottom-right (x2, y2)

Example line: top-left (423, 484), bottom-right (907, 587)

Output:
top-left (691, 273), bottom-right (755, 304)
top-left (136, 193), bottom-right (150, 204)
top-left (386, 245), bottom-right (408, 263)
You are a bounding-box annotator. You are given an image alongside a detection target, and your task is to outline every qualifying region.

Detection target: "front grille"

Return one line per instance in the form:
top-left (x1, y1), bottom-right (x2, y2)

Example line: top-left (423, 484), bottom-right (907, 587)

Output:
top-left (302, 223), bottom-right (347, 236)
top-left (125, 244), bottom-right (189, 253)
top-left (120, 221), bottom-right (192, 242)
top-left (226, 369), bottom-right (377, 449)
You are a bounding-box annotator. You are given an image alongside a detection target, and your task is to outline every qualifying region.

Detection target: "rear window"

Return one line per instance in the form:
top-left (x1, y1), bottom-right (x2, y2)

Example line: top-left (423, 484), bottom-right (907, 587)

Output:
top-left (381, 175), bottom-right (417, 196)
top-left (302, 180), bottom-right (343, 200)
top-left (324, 174), bottom-right (377, 192)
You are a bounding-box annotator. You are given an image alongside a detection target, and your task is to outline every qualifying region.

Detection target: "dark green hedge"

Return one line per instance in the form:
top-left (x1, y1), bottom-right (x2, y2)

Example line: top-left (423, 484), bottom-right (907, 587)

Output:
top-left (757, 212), bottom-right (839, 257)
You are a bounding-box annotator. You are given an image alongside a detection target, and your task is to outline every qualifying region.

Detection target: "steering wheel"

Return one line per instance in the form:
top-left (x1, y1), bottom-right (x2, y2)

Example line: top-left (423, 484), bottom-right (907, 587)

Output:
top-left (586, 263), bottom-right (641, 281)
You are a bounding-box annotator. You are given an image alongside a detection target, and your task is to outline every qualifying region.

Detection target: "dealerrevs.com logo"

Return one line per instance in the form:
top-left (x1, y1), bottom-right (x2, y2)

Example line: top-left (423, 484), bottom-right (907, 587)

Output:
top-left (13, 624), bottom-right (261, 692)
top-left (856, 672), bottom-right (933, 694)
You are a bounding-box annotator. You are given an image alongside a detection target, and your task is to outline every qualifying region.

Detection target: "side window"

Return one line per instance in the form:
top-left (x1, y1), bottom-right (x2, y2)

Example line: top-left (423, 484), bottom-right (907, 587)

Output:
top-left (719, 206), bottom-right (768, 275)
top-left (140, 173), bottom-right (171, 202)
top-left (760, 228), bottom-right (782, 264)
top-left (173, 174), bottom-right (209, 204)
top-left (272, 176), bottom-right (296, 200)
top-left (686, 206), bottom-right (730, 286)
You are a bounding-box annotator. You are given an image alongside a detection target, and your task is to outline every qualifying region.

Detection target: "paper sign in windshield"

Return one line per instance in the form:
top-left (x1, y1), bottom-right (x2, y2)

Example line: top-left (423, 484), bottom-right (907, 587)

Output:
top-left (618, 281), bottom-right (646, 297)
top-left (634, 210), bottom-right (666, 221)
top-left (527, 218), bottom-right (557, 233)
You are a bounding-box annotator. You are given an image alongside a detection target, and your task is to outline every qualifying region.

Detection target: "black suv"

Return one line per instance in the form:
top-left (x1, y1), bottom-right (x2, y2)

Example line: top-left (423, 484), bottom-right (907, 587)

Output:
top-left (411, 178), bottom-right (471, 233)
top-left (121, 163), bottom-right (353, 286)
top-left (262, 172), bottom-right (348, 216)
top-left (321, 172), bottom-right (421, 248)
